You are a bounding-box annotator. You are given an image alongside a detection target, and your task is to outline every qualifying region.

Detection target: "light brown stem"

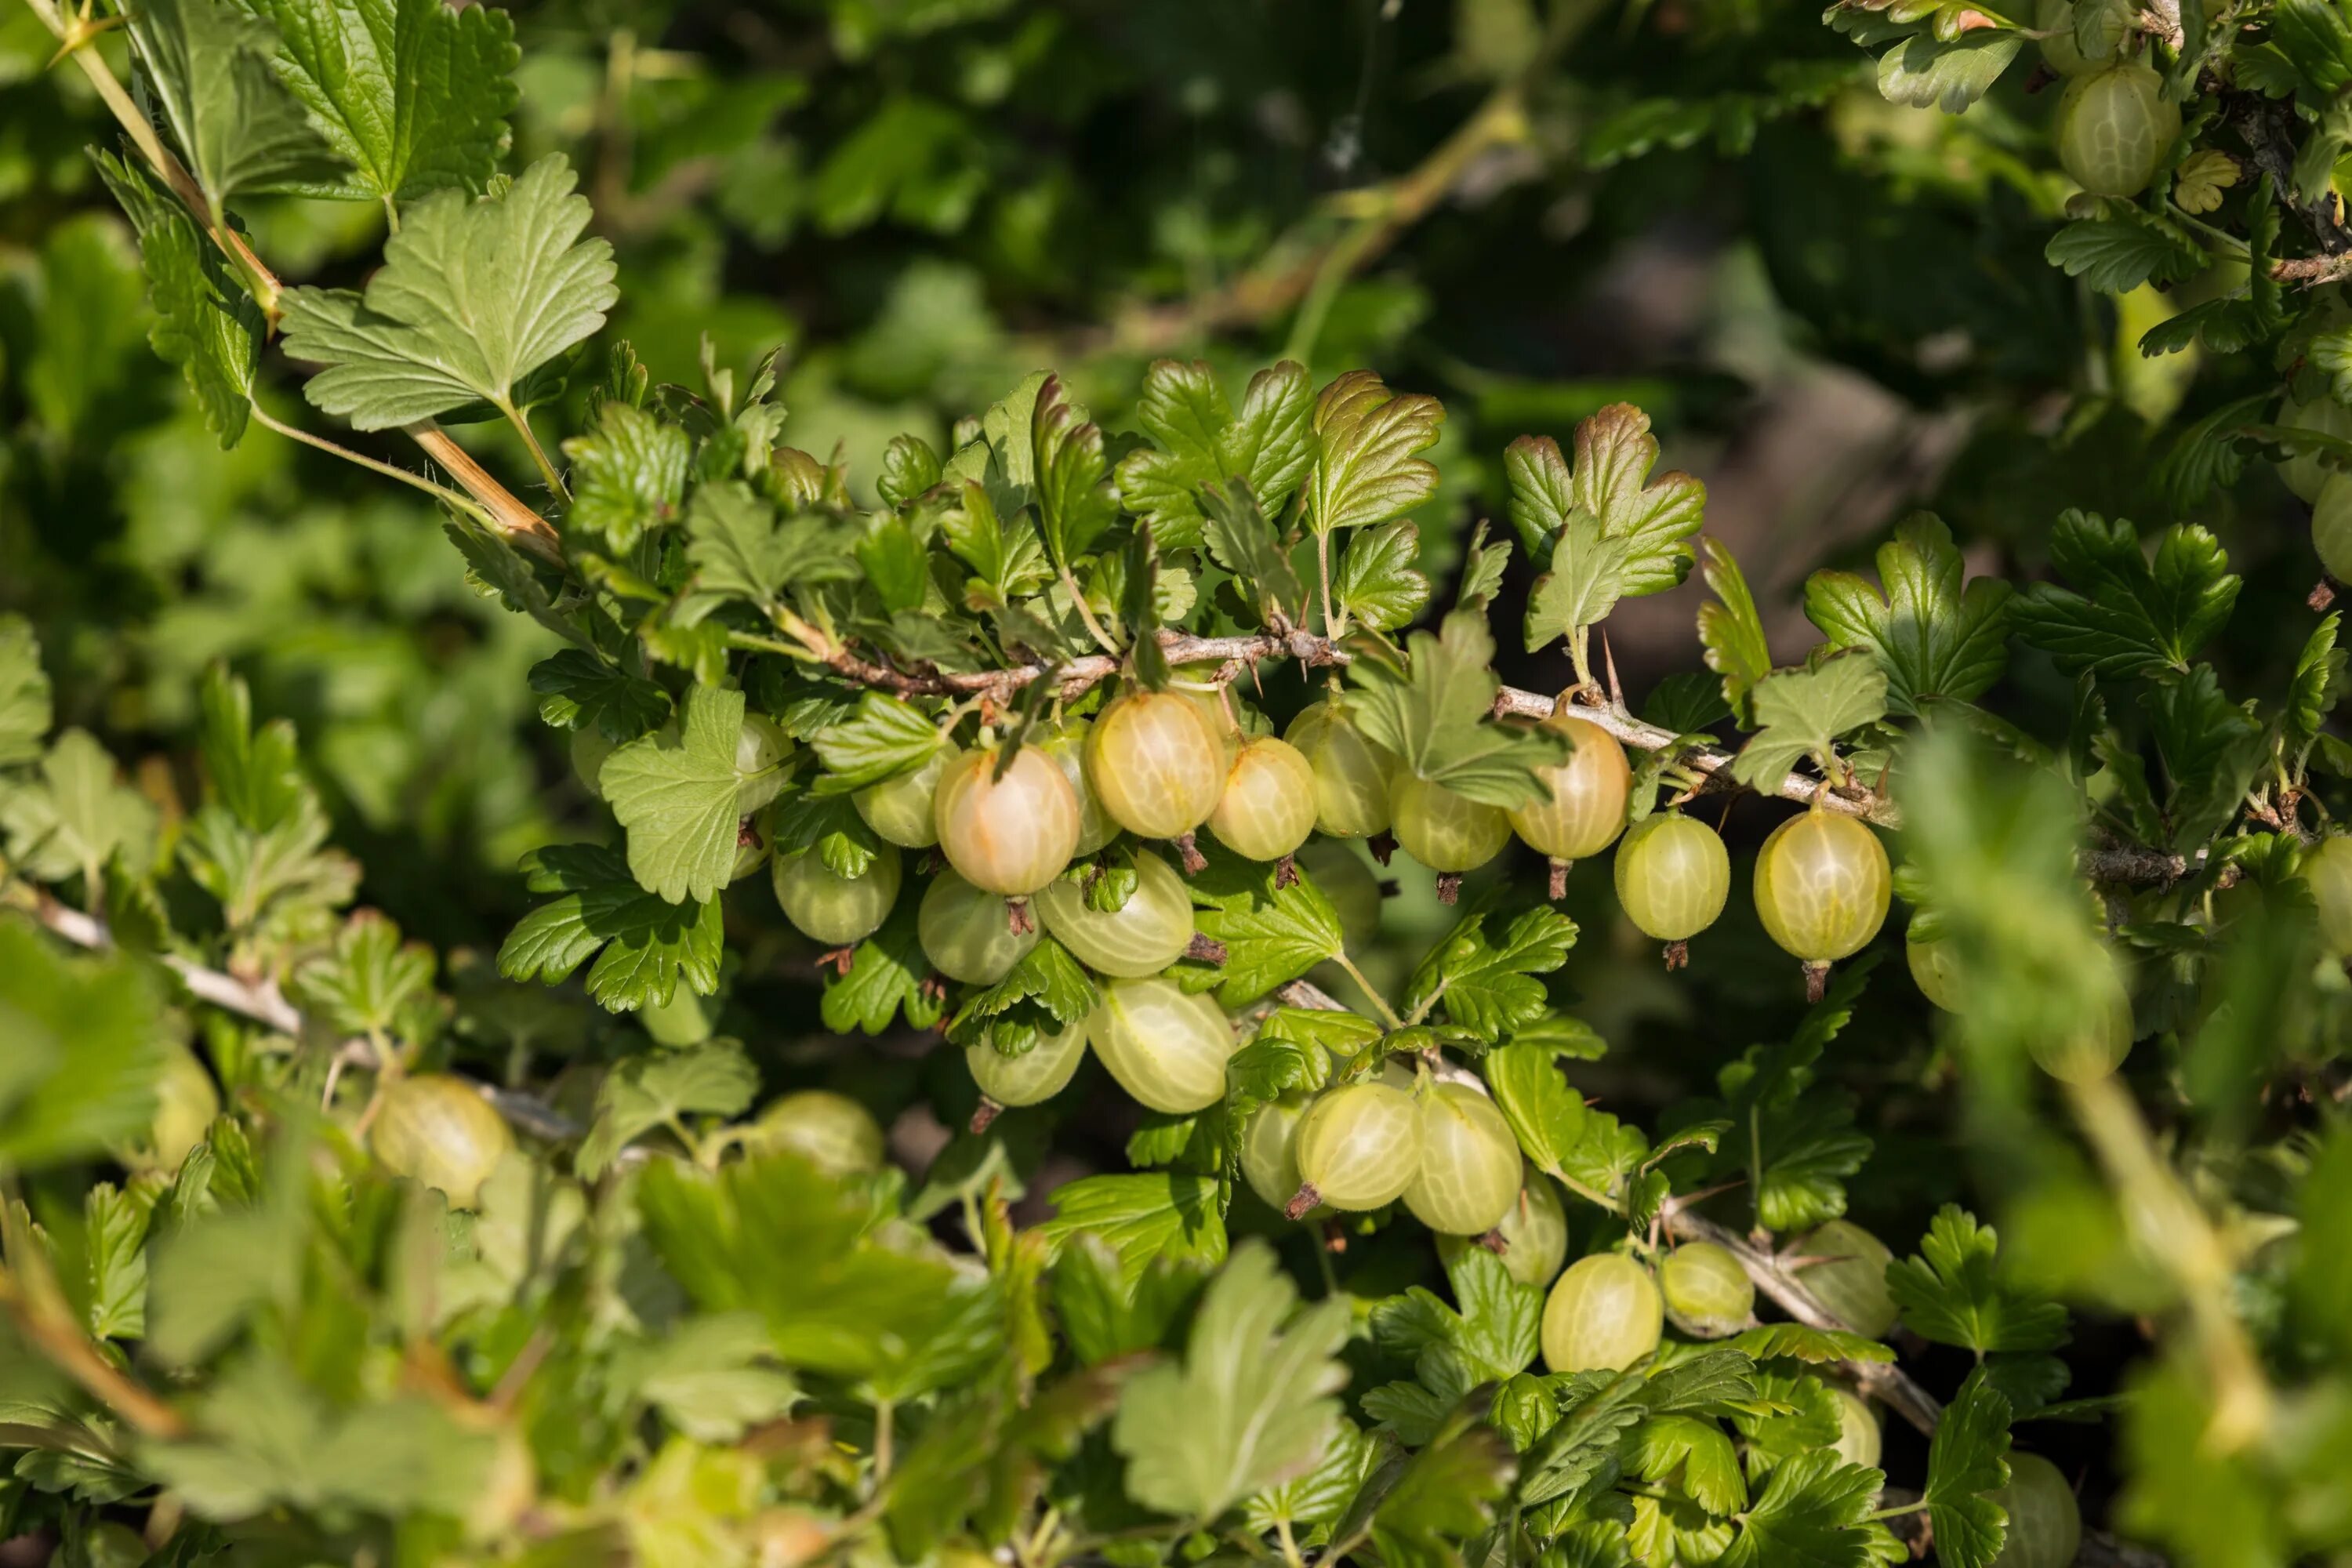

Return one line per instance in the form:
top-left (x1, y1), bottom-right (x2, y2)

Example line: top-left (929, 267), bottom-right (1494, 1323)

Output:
top-left (407, 423), bottom-right (564, 557)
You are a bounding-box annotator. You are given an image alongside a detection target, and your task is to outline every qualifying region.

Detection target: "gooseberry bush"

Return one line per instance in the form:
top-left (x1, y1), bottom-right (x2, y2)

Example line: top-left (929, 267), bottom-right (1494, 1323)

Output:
top-left (2, 1), bottom-right (2352, 1567)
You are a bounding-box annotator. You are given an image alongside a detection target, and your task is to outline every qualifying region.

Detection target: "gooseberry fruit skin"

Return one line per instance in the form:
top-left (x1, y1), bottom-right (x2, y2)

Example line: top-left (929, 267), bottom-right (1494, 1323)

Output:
top-left (1241, 1095), bottom-right (1314, 1212)
top-left (2303, 837), bottom-right (2352, 956)
top-left (1389, 774), bottom-right (1513, 873)
top-left (1085, 978), bottom-right (1234, 1114)
top-left (80, 1523), bottom-right (149, 1568)
top-left (1659, 1242), bottom-right (1756, 1338)
top-left (1508, 713), bottom-right (1632, 862)
top-left (1403, 1083), bottom-right (1524, 1236)
top-left (1541, 1254), bottom-right (1664, 1374)
top-left (1038, 721), bottom-right (1117, 855)
top-left (1831, 1388), bottom-right (1882, 1472)
top-left (919, 869), bottom-right (1039, 984)
top-left (1907, 933), bottom-right (1964, 1012)
top-left (1299, 839), bottom-right (1383, 949)
top-left (1034, 851), bottom-right (1196, 977)
top-left (2028, 955), bottom-right (2136, 1083)
top-left (1439, 1174), bottom-right (1570, 1286)
top-left (1987, 1454), bottom-right (2082, 1568)
top-left (2055, 64), bottom-right (2180, 199)
top-left (1209, 736), bottom-right (1320, 862)
top-left (1612, 812), bottom-right (1731, 942)
top-left (2278, 396), bottom-right (2352, 503)
top-left (1295, 1081), bottom-right (1422, 1210)
top-left (640, 985), bottom-right (713, 1047)
top-left (735, 714), bottom-right (793, 812)
top-left (1286, 700), bottom-right (1399, 838)
top-left (1754, 811), bottom-right (1892, 964)
top-left (370, 1074), bottom-right (514, 1210)
top-left (1085, 691), bottom-right (1226, 840)
top-left (772, 843), bottom-right (903, 947)
top-left (2316, 472), bottom-right (2352, 583)
top-left (2036, 0), bottom-right (2094, 73)
top-left (138, 1046), bottom-right (220, 1171)
top-left (746, 1090), bottom-right (886, 1177)
top-left (855, 746), bottom-right (959, 848)
top-left (934, 746), bottom-right (1082, 895)
top-left (967, 1019), bottom-right (1087, 1108)
top-left (1791, 1219), bottom-right (1900, 1338)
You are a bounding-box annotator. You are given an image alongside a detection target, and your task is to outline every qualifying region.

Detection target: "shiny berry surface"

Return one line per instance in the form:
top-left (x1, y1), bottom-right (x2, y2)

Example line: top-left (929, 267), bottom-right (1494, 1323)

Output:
top-left (1753, 810), bottom-right (1890, 964)
top-left (747, 1090), bottom-right (887, 1177)
top-left (1085, 690), bottom-right (1225, 840)
top-left (1294, 1080), bottom-right (1421, 1210)
top-left (772, 843), bottom-right (902, 946)
top-left (855, 744), bottom-right (958, 848)
top-left (1085, 978), bottom-right (1234, 1112)
top-left (918, 869), bottom-right (1038, 983)
top-left (1790, 1219), bottom-right (1899, 1338)
top-left (1389, 774), bottom-right (1512, 873)
top-left (1034, 849), bottom-right (1195, 977)
top-left (935, 745), bottom-right (1081, 895)
top-left (1208, 735), bottom-right (1319, 861)
top-left (370, 1074), bottom-right (514, 1210)
top-left (1508, 712), bottom-right (1631, 862)
top-left (1541, 1253), bottom-right (1663, 1373)
top-left (967, 1018), bottom-right (1087, 1107)
top-left (1286, 699), bottom-right (1398, 838)
top-left (1401, 1082), bottom-right (1523, 1236)
top-left (1439, 1174), bottom-right (1570, 1286)
top-left (1659, 1241), bottom-right (1755, 1338)
top-left (2055, 64), bottom-right (2179, 198)
top-left (1612, 811), bottom-right (1730, 942)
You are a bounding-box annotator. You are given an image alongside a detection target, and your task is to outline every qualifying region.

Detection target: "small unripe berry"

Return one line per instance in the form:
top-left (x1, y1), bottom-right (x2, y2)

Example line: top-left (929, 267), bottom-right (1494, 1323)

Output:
top-left (1037, 720), bottom-right (1117, 855)
top-left (1085, 978), bottom-right (1233, 1113)
top-left (918, 869), bottom-right (1038, 984)
top-left (1439, 1174), bottom-right (1569, 1286)
top-left (1659, 1241), bottom-right (1755, 1338)
top-left (1541, 1253), bottom-right (1662, 1373)
top-left (371, 1074), bottom-right (514, 1210)
top-left (1034, 851), bottom-right (1196, 977)
top-left (967, 1019), bottom-right (1087, 1108)
top-left (1831, 1387), bottom-right (1882, 1472)
top-left (2315, 472), bottom-right (2352, 583)
top-left (1987, 1454), bottom-right (2082, 1568)
top-left (1401, 1082), bottom-right (1523, 1236)
top-left (2278, 394), bottom-right (2352, 503)
top-left (773, 843), bottom-right (902, 946)
top-left (1294, 1081), bottom-right (1421, 1210)
top-left (747, 1090), bottom-right (886, 1177)
top-left (1907, 931), bottom-right (1964, 1012)
top-left (1241, 1094), bottom-right (1314, 1213)
top-left (1790, 1219), bottom-right (1899, 1338)
top-left (2303, 836), bottom-right (2352, 956)
top-left (2054, 64), bottom-right (2179, 199)
top-left (855, 746), bottom-right (959, 848)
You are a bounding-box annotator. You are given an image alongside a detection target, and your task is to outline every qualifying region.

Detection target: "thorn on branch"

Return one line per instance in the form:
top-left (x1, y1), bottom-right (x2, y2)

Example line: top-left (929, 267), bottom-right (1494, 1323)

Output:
top-left (1185, 932), bottom-right (1229, 965)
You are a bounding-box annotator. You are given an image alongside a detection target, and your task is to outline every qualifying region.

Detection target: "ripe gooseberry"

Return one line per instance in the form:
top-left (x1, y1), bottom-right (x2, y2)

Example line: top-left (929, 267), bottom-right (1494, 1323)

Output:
top-left (1298, 839), bottom-right (1383, 949)
top-left (2030, 953), bottom-right (2136, 1083)
top-left (1037, 720), bottom-right (1117, 855)
top-left (2054, 63), bottom-right (2180, 199)
top-left (1613, 811), bottom-right (1731, 960)
top-left (1789, 1219), bottom-right (1899, 1338)
top-left (2315, 473), bottom-right (2352, 583)
top-left (1439, 1174), bottom-right (1570, 1287)
top-left (1658, 1241), bottom-right (1755, 1338)
top-left (1907, 930), bottom-right (1964, 1012)
top-left (1754, 809), bottom-right (1890, 972)
top-left (935, 745), bottom-right (1081, 895)
top-left (2301, 836), bottom-right (2352, 956)
top-left (919, 869), bottom-right (1039, 984)
top-left (1508, 711), bottom-right (1631, 895)
top-left (1208, 736), bottom-right (1319, 862)
top-left (371, 1074), bottom-right (514, 1210)
top-left (1292, 1080), bottom-right (1421, 1213)
top-left (773, 843), bottom-right (902, 946)
top-left (967, 1018), bottom-right (1087, 1109)
top-left (746, 1090), bottom-right (886, 1177)
top-left (1987, 1454), bottom-right (2082, 1568)
top-left (1085, 978), bottom-right (1234, 1113)
top-left (1034, 850), bottom-right (1196, 977)
top-left (1402, 1082), bottom-right (1524, 1236)
top-left (1286, 699), bottom-right (1398, 838)
top-left (1541, 1253), bottom-right (1663, 1373)
top-left (855, 744), bottom-right (959, 848)
top-left (1390, 774), bottom-right (1512, 877)
top-left (1085, 690), bottom-right (1226, 841)
top-left (1831, 1387), bottom-right (1882, 1472)
top-left (2277, 394), bottom-right (2352, 503)
top-left (1241, 1095), bottom-right (1316, 1213)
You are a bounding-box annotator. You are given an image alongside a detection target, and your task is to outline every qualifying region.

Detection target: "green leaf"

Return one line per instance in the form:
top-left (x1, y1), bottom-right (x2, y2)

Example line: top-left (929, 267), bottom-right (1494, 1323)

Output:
top-left (1, 729), bottom-right (158, 894)
top-left (0, 616), bottom-right (51, 768)
top-left (1200, 479), bottom-right (1303, 626)
top-left (1483, 1036), bottom-right (1590, 1185)
top-left (1698, 539), bottom-right (1771, 725)
top-left (1110, 1239), bottom-right (1351, 1520)
top-left (1370, 1247), bottom-right (1542, 1388)
top-left (1525, 516), bottom-right (1630, 654)
top-left (2009, 512), bottom-right (2241, 681)
top-left (528, 648), bottom-right (671, 741)
top-left (820, 900), bottom-right (945, 1036)
top-left (577, 1039), bottom-right (759, 1177)
top-left (288, 909), bottom-right (434, 1039)
top-left (1116, 358), bottom-right (1315, 552)
top-left (1505, 407), bottom-right (1704, 597)
top-left (1036, 1173), bottom-right (1229, 1288)
top-left (90, 149), bottom-right (261, 448)
top-left (1923, 1374), bottom-right (2015, 1568)
top-left (1031, 373), bottom-right (1118, 570)
top-left (1726, 1323), bottom-right (1894, 1364)
top-left (1717, 1450), bottom-right (1884, 1568)
top-left (0, 926), bottom-right (166, 1171)
top-left (2289, 613), bottom-right (2346, 750)
top-left (616, 1312), bottom-right (799, 1442)
top-left (1247, 1417), bottom-right (1378, 1532)
top-left (79, 1182), bottom-right (151, 1341)
top-left (599, 684), bottom-right (750, 904)
top-left (1347, 609), bottom-right (1572, 807)
top-left (1803, 514), bottom-right (2013, 717)
top-left (948, 936), bottom-right (1098, 1056)
top-left (1886, 1206), bottom-right (2069, 1355)
top-left (1516, 1365), bottom-right (1652, 1508)
top-left (1628, 1416), bottom-right (1746, 1515)
top-left (124, 0), bottom-right (347, 215)
top-left (562, 401), bottom-right (689, 550)
top-left (1875, 31), bottom-right (2023, 112)
top-left (1365, 1417), bottom-right (1516, 1568)
top-left (811, 692), bottom-right (945, 793)
top-left (2044, 217), bottom-right (2206, 295)
top-left (1729, 653), bottom-right (1890, 789)
top-left (686, 480), bottom-right (858, 604)
top-left (2156, 394), bottom-right (2270, 511)
top-left (224, 0), bottom-right (517, 202)
top-left (1402, 906), bottom-right (1579, 1044)
top-left (879, 433), bottom-right (943, 508)
top-left (2147, 665), bottom-right (2264, 851)
top-left (278, 154), bottom-right (616, 430)
top-left (497, 843), bottom-right (724, 1011)
top-left (1179, 844), bottom-right (1345, 1007)
top-left (1305, 370), bottom-right (1446, 535)
top-left (1334, 520), bottom-right (1432, 633)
